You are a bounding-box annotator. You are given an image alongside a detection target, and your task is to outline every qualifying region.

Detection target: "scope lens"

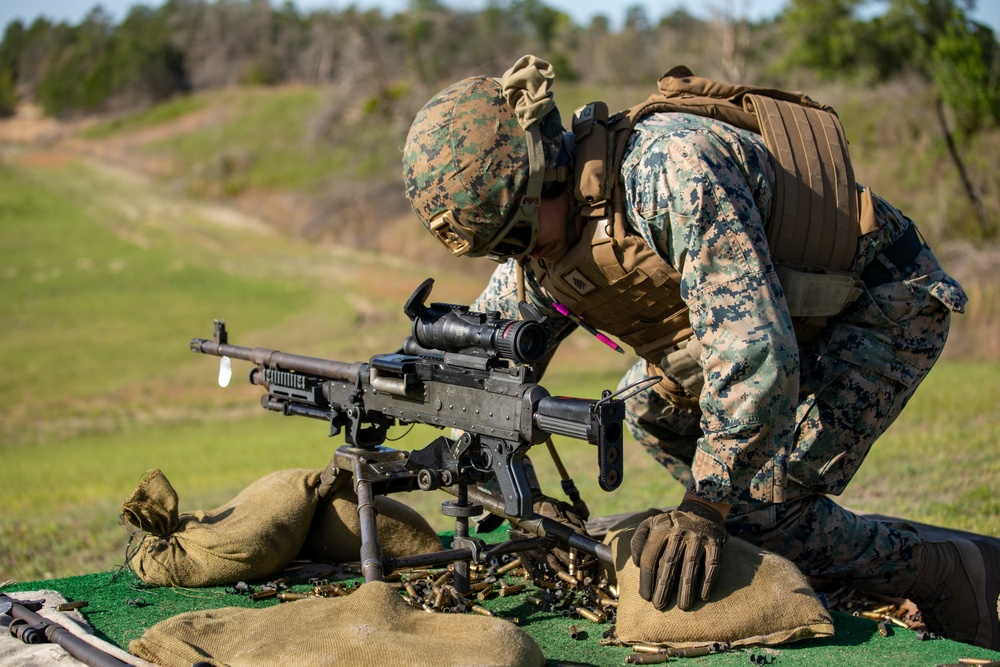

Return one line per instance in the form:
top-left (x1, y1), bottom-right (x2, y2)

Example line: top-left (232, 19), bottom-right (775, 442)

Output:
top-left (502, 320), bottom-right (548, 364)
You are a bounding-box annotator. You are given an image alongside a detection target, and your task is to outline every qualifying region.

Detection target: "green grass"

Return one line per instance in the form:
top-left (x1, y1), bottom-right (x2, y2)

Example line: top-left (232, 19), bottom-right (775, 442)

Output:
top-left (80, 95), bottom-right (210, 139)
top-left (1, 147), bottom-right (998, 587)
top-left (127, 86), bottom-right (405, 194)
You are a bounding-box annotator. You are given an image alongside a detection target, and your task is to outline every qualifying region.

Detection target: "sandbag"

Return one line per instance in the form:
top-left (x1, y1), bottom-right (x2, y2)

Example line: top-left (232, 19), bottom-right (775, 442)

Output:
top-left (121, 468), bottom-right (322, 587)
top-left (300, 474), bottom-right (444, 561)
top-left (608, 510), bottom-right (834, 648)
top-left (128, 581), bottom-right (546, 667)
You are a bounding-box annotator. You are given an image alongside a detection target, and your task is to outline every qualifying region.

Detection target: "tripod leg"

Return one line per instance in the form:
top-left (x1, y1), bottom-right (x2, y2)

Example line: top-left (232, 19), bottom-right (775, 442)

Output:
top-left (355, 477), bottom-right (384, 582)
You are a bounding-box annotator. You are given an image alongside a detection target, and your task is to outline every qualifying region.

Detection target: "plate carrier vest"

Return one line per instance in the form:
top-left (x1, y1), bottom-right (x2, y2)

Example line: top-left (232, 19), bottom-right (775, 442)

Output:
top-left (524, 67), bottom-right (874, 408)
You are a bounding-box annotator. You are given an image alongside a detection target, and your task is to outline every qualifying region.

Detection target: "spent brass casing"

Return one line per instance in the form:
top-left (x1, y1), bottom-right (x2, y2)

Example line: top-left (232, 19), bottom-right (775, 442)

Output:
top-left (499, 584), bottom-right (526, 597)
top-left (497, 558), bottom-right (523, 575)
top-left (556, 571), bottom-right (579, 588)
top-left (886, 615), bottom-right (909, 629)
top-left (277, 592), bottom-right (311, 602)
top-left (630, 644), bottom-right (667, 654)
top-left (249, 588), bottom-right (277, 601)
top-left (877, 620), bottom-right (889, 637)
top-left (669, 646), bottom-right (710, 658)
top-left (471, 604), bottom-right (495, 617)
top-left (55, 601), bottom-right (89, 611)
top-left (625, 653), bottom-right (670, 664)
top-left (568, 624), bottom-right (580, 639)
top-left (433, 586), bottom-right (447, 610)
top-left (577, 607), bottom-right (604, 624)
top-left (525, 594), bottom-right (546, 608)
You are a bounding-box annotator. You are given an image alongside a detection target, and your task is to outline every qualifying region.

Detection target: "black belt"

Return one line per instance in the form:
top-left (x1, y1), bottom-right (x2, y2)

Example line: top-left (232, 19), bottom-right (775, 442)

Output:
top-left (860, 223), bottom-right (922, 289)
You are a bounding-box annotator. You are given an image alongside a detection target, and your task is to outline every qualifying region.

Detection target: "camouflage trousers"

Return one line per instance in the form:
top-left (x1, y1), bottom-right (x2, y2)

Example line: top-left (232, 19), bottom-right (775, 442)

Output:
top-left (619, 234), bottom-right (965, 596)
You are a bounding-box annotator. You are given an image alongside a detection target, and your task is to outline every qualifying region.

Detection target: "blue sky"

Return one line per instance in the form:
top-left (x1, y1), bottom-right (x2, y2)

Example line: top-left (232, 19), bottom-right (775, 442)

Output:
top-left (3, 0), bottom-right (999, 34)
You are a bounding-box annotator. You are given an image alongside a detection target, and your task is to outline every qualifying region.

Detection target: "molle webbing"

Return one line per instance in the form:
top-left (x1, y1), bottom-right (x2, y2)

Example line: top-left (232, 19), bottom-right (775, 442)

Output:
top-left (527, 216), bottom-right (691, 363)
top-left (747, 94), bottom-right (858, 272)
top-left (579, 66), bottom-right (861, 273)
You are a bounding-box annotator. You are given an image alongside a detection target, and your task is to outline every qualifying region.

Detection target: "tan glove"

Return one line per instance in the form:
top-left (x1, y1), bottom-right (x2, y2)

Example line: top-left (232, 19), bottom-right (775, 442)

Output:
top-left (630, 500), bottom-right (727, 610)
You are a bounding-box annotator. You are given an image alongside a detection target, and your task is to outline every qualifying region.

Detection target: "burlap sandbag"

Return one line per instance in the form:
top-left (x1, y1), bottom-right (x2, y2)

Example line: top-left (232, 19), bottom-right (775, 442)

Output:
top-left (128, 581), bottom-right (546, 667)
top-left (301, 474), bottom-right (444, 561)
top-left (121, 468), bottom-right (322, 587)
top-left (609, 510), bottom-right (834, 648)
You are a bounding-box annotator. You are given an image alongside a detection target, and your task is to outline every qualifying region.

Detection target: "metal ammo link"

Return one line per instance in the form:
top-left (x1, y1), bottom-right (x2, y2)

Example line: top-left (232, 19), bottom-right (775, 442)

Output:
top-left (860, 223), bottom-right (922, 289)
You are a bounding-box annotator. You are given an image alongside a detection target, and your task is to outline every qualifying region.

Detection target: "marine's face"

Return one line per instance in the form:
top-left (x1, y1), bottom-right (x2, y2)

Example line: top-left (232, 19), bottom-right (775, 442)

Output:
top-left (529, 190), bottom-right (573, 260)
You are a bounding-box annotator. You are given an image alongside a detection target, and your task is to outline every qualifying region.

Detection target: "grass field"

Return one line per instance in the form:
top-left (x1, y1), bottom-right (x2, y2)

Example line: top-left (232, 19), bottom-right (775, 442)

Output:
top-left (1, 145), bottom-right (998, 585)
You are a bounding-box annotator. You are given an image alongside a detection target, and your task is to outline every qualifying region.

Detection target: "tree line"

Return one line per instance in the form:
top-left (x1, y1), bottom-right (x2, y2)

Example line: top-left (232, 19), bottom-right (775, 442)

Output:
top-left (0, 0), bottom-right (994, 118)
top-left (0, 0), bottom-right (997, 232)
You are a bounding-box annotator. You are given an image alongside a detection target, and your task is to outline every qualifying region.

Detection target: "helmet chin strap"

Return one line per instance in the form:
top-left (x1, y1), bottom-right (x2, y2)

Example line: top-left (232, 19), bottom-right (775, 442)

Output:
top-left (483, 123), bottom-right (546, 262)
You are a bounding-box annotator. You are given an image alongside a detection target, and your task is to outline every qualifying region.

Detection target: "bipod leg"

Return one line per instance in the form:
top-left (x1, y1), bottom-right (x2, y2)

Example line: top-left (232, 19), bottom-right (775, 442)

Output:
top-left (355, 477), bottom-right (384, 583)
top-left (441, 482), bottom-right (484, 596)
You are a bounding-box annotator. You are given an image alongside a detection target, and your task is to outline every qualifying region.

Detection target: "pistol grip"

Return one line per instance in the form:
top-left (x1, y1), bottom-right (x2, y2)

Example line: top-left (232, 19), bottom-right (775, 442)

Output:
top-left (485, 438), bottom-right (532, 517)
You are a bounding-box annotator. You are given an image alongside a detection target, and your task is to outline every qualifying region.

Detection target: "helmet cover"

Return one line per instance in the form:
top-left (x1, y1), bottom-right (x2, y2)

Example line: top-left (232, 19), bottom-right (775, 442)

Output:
top-left (403, 75), bottom-right (566, 257)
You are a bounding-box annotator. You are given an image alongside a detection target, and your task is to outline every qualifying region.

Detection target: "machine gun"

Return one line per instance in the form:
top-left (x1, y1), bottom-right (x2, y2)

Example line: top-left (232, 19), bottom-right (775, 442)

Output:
top-left (191, 278), bottom-right (630, 592)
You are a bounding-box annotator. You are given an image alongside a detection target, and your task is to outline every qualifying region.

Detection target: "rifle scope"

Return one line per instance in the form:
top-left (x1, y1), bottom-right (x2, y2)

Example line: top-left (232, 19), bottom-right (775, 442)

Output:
top-left (411, 305), bottom-right (548, 365)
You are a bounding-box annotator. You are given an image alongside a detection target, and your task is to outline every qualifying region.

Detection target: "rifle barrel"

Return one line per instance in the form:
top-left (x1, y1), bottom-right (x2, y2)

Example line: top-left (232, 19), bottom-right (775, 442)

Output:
top-left (190, 338), bottom-right (363, 382)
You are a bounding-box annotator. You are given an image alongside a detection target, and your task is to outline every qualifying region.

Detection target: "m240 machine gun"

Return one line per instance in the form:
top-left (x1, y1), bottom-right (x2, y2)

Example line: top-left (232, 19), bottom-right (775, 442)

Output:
top-left (191, 278), bottom-right (633, 593)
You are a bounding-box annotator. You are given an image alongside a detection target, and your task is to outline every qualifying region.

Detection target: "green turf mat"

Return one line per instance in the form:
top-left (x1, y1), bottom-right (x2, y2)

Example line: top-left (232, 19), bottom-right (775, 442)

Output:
top-left (4, 567), bottom-right (999, 667)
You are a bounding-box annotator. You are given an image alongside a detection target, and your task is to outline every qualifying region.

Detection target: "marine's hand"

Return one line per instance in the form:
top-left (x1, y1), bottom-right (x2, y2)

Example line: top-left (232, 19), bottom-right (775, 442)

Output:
top-left (630, 499), bottom-right (727, 610)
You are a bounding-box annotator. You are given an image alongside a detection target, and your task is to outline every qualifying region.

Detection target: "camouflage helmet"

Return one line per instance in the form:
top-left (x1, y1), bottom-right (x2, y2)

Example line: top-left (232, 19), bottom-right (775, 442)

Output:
top-left (403, 56), bottom-right (567, 261)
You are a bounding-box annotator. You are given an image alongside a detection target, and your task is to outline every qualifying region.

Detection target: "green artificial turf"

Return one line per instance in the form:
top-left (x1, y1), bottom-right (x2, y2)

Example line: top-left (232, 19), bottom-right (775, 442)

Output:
top-left (4, 554), bottom-right (1000, 667)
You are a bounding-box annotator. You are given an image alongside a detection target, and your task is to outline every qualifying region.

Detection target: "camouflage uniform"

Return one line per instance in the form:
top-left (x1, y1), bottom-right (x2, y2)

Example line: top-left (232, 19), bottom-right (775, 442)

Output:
top-left (472, 113), bottom-right (968, 594)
